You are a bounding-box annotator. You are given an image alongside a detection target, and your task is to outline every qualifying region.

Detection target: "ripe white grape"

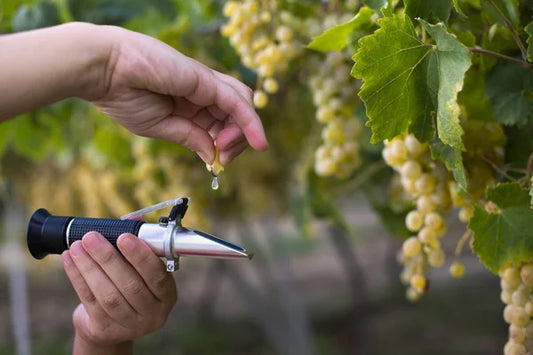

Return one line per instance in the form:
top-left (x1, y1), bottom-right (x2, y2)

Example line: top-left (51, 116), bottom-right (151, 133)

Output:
top-left (263, 77), bottom-right (279, 94)
top-left (406, 287), bottom-right (421, 302)
top-left (521, 264), bottom-right (533, 287)
top-left (405, 210), bottom-right (423, 232)
top-left (512, 289), bottom-right (530, 307)
top-left (458, 206), bottom-right (474, 222)
top-left (449, 261), bottom-right (465, 278)
top-left (415, 174), bottom-right (437, 196)
top-left (424, 212), bottom-right (444, 230)
top-left (416, 195), bottom-right (437, 214)
top-left (502, 290), bottom-right (513, 304)
top-left (253, 90), bottom-right (268, 108)
top-left (401, 160), bottom-right (422, 180)
top-left (428, 248), bottom-right (445, 267)
top-left (510, 325), bottom-right (526, 343)
top-left (418, 227), bottom-right (438, 245)
top-left (402, 237), bottom-right (422, 258)
top-left (404, 134), bottom-right (426, 156)
top-left (410, 274), bottom-right (427, 293)
top-left (504, 342), bottom-right (526, 355)
top-left (503, 267), bottom-right (522, 288)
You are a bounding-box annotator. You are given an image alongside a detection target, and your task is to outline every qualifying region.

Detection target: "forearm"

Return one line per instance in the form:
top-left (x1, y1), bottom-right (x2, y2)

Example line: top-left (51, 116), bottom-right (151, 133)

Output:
top-left (0, 22), bottom-right (114, 120)
top-left (74, 331), bottom-right (133, 355)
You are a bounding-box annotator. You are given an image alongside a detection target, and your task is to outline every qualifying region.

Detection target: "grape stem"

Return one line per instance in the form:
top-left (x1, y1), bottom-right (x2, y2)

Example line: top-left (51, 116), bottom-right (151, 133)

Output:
top-left (480, 155), bottom-right (519, 182)
top-left (468, 47), bottom-right (532, 68)
top-left (486, 0), bottom-right (528, 62)
top-left (455, 229), bottom-right (472, 257)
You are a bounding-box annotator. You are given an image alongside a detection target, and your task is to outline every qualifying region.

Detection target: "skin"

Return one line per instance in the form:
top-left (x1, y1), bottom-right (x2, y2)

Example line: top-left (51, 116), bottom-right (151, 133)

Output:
top-left (62, 233), bottom-right (176, 354)
top-left (0, 22), bottom-right (268, 165)
top-left (0, 22), bottom-right (269, 353)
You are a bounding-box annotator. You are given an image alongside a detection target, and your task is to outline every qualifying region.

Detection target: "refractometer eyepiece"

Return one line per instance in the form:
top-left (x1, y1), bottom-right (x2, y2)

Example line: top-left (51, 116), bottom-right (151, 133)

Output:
top-left (27, 208), bottom-right (72, 259)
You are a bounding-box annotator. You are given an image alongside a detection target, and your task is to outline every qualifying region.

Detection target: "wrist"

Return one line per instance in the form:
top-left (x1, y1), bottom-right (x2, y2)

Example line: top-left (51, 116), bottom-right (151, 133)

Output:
top-left (74, 330), bottom-right (132, 355)
top-left (61, 22), bottom-right (120, 101)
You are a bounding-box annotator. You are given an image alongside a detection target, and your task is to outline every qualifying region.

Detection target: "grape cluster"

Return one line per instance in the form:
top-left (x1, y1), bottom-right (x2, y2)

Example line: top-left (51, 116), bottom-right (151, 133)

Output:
top-left (310, 51), bottom-right (363, 179)
top-left (500, 263), bottom-right (533, 355)
top-left (384, 134), bottom-right (466, 301)
top-left (221, 0), bottom-right (304, 108)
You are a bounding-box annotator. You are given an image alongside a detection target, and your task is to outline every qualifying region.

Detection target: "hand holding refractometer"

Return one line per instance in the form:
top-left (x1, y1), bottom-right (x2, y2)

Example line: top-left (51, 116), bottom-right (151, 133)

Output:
top-left (26, 197), bottom-right (251, 272)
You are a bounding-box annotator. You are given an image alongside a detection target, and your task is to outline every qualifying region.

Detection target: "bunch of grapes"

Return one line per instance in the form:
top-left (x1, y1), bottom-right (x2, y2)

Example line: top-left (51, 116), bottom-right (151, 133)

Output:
top-left (221, 0), bottom-right (305, 108)
top-left (500, 263), bottom-right (533, 355)
top-left (384, 134), bottom-right (466, 301)
top-left (310, 50), bottom-right (363, 179)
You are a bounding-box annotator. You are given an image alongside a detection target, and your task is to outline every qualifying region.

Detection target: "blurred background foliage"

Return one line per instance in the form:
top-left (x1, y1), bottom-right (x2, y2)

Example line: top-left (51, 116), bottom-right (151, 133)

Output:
top-left (0, 0), bottom-right (512, 354)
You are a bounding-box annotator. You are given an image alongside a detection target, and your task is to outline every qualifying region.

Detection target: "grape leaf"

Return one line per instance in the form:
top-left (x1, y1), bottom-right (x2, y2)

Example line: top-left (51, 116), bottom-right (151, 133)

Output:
top-left (471, 183), bottom-right (533, 273)
top-left (430, 137), bottom-right (467, 191)
top-left (404, 0), bottom-right (453, 23)
top-left (352, 16), bottom-right (471, 153)
top-left (526, 21), bottom-right (533, 63)
top-left (486, 63), bottom-right (533, 127)
top-left (421, 20), bottom-right (471, 151)
top-left (307, 7), bottom-right (374, 52)
top-left (480, 0), bottom-right (520, 29)
top-left (452, 0), bottom-right (466, 16)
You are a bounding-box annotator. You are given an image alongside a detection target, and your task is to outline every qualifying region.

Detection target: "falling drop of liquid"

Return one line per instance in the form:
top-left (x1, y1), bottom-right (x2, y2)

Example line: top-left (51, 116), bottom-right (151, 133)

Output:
top-left (211, 176), bottom-right (219, 190)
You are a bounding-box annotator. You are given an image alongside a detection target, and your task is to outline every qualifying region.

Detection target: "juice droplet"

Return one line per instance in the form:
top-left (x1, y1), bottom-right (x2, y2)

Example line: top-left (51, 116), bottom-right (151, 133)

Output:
top-left (211, 176), bottom-right (219, 190)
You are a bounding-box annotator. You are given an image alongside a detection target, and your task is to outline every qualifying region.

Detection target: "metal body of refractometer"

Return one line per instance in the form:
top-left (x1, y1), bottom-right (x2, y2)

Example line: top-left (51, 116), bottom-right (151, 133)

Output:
top-left (26, 198), bottom-right (251, 271)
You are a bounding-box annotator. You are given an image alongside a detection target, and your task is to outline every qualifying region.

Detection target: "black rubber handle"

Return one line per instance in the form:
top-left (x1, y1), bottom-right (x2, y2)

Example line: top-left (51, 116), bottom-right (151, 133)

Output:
top-left (67, 218), bottom-right (144, 247)
top-left (27, 209), bottom-right (144, 259)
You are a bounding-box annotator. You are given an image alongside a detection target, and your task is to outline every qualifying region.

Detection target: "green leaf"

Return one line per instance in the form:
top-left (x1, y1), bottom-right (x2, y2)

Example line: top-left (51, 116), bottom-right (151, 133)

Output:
top-left (471, 182), bottom-right (533, 273)
top-left (307, 7), bottom-right (374, 52)
top-left (486, 63), bottom-right (533, 127)
top-left (421, 20), bottom-right (471, 151)
top-left (352, 16), bottom-right (471, 154)
top-left (352, 15), bottom-right (434, 143)
top-left (480, 0), bottom-right (520, 29)
top-left (430, 136), bottom-right (467, 192)
top-left (404, 0), bottom-right (453, 23)
top-left (526, 21), bottom-right (533, 63)
top-left (452, 0), bottom-right (466, 16)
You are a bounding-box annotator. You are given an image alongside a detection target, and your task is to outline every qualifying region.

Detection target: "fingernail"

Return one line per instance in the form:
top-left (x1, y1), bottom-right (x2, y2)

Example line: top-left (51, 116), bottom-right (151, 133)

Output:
top-left (82, 232), bottom-right (101, 251)
top-left (119, 234), bottom-right (136, 251)
top-left (70, 241), bottom-right (84, 257)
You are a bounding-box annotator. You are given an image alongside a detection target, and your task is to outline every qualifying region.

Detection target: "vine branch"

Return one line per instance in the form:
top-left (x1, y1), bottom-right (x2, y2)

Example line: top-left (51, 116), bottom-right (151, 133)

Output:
top-left (480, 155), bottom-right (519, 183)
top-left (487, 0), bottom-right (528, 62)
top-left (468, 47), bottom-right (532, 68)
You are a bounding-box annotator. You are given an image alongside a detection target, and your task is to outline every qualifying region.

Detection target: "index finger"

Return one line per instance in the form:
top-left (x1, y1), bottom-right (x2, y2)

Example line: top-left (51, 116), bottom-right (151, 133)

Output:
top-left (184, 61), bottom-right (269, 152)
top-left (117, 234), bottom-right (177, 304)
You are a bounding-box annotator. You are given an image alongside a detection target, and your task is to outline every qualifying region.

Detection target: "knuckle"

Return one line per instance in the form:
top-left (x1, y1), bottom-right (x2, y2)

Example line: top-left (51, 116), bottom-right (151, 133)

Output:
top-left (153, 273), bottom-right (170, 292)
top-left (83, 290), bottom-right (98, 306)
top-left (101, 293), bottom-right (122, 309)
top-left (123, 279), bottom-right (144, 296)
top-left (97, 247), bottom-right (117, 266)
